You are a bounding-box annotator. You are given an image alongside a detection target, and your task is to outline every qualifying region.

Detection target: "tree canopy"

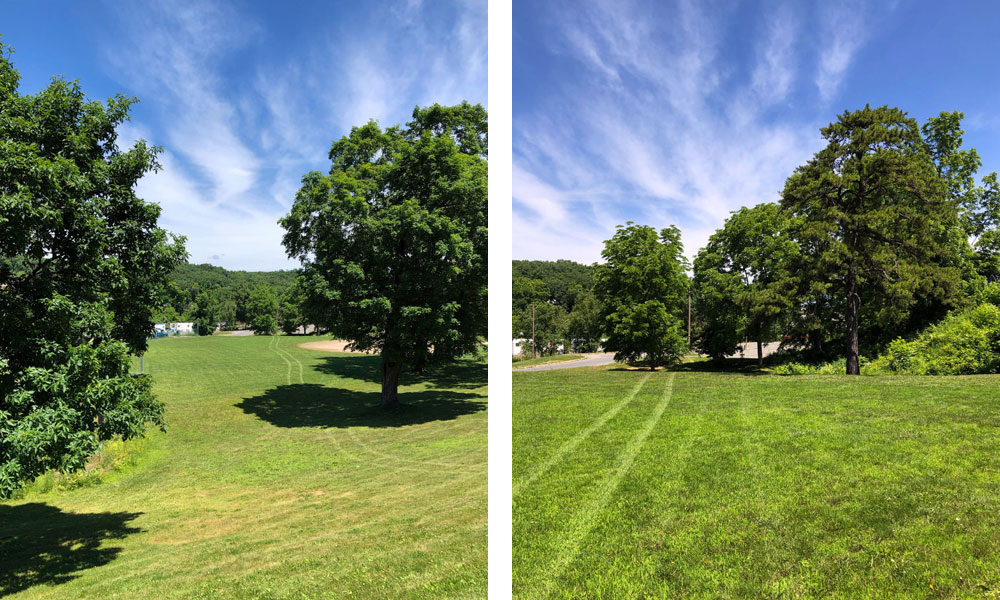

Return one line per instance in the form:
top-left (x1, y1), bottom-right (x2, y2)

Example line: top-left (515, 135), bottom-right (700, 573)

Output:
top-left (280, 102), bottom-right (487, 406)
top-left (594, 223), bottom-right (689, 369)
top-left (693, 203), bottom-right (799, 365)
top-left (0, 43), bottom-right (185, 498)
top-left (512, 259), bottom-right (594, 312)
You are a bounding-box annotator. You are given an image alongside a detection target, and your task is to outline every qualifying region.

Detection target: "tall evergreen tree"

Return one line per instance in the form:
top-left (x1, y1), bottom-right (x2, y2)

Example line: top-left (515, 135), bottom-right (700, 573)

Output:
top-left (781, 105), bottom-right (962, 374)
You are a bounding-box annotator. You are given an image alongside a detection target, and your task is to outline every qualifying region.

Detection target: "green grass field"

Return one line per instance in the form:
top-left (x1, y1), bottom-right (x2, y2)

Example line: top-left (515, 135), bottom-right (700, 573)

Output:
top-left (2, 335), bottom-right (487, 599)
top-left (514, 364), bottom-right (1000, 598)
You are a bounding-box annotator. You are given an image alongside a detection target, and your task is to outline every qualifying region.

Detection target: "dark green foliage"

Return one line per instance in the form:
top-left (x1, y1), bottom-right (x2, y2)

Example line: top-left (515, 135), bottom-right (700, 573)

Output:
top-left (193, 317), bottom-right (214, 336)
top-left (973, 174), bottom-right (1000, 283)
top-left (0, 42), bottom-right (184, 498)
top-left (870, 303), bottom-right (1000, 375)
top-left (566, 291), bottom-right (603, 352)
top-left (693, 203), bottom-right (799, 364)
top-left (512, 260), bottom-right (594, 311)
top-left (781, 105), bottom-right (962, 374)
top-left (278, 278), bottom-right (308, 335)
top-left (513, 301), bottom-right (568, 357)
top-left (155, 263), bottom-right (297, 326)
top-left (512, 276), bottom-right (550, 314)
top-left (245, 285), bottom-right (278, 335)
top-left (511, 263), bottom-right (603, 354)
top-left (169, 263), bottom-right (297, 296)
top-left (280, 102), bottom-right (487, 406)
top-left (594, 223), bottom-right (689, 368)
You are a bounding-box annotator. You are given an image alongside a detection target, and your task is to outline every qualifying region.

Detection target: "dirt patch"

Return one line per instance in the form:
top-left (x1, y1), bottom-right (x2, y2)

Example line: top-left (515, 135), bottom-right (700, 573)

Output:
top-left (298, 340), bottom-right (373, 354)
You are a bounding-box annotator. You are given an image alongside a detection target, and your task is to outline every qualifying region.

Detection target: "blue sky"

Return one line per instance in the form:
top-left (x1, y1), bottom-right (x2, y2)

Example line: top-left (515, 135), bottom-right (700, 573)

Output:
top-left (3, 0), bottom-right (486, 270)
top-left (513, 0), bottom-right (1000, 264)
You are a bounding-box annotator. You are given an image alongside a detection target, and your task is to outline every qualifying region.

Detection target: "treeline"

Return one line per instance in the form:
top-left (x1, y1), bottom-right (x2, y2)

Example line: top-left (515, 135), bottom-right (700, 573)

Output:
top-left (154, 263), bottom-right (319, 336)
top-left (693, 107), bottom-right (1000, 373)
top-left (512, 260), bottom-right (601, 355)
top-left (513, 106), bottom-right (1000, 374)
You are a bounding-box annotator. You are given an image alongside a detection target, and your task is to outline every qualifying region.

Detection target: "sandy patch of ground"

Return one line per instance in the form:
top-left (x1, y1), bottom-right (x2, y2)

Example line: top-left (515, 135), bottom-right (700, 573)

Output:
top-left (298, 340), bottom-right (373, 354)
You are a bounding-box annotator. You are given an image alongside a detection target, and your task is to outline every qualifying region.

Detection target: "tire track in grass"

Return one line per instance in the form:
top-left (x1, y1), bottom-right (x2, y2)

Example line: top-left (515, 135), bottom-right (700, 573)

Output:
top-left (537, 373), bottom-right (675, 599)
top-left (273, 335), bottom-right (305, 384)
top-left (268, 335), bottom-right (293, 385)
top-left (514, 372), bottom-right (653, 497)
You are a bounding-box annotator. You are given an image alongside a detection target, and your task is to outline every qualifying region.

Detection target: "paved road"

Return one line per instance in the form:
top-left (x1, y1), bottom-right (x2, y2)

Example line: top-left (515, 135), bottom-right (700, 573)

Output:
top-left (730, 341), bottom-right (781, 359)
top-left (513, 353), bottom-right (617, 372)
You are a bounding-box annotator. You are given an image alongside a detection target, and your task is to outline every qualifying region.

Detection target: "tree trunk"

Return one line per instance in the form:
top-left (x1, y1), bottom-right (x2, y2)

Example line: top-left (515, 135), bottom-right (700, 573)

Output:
top-left (757, 339), bottom-right (763, 370)
top-left (845, 275), bottom-right (860, 375)
top-left (381, 357), bottom-right (402, 408)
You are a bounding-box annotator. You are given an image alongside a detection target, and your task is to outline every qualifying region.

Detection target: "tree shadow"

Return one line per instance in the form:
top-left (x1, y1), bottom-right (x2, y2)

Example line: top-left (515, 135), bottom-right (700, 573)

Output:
top-left (312, 355), bottom-right (487, 390)
top-left (666, 358), bottom-right (771, 375)
top-left (0, 503), bottom-right (142, 596)
top-left (605, 357), bottom-right (770, 376)
top-left (236, 384), bottom-right (486, 429)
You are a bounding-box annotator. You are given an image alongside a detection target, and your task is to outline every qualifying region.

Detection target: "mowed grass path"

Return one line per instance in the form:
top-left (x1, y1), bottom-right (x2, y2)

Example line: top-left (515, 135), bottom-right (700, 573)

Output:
top-left (514, 366), bottom-right (1000, 598)
top-left (2, 335), bottom-right (487, 599)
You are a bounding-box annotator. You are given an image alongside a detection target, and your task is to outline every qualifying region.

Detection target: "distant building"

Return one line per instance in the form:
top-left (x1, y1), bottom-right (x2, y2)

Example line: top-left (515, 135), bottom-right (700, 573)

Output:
top-left (512, 338), bottom-right (527, 356)
top-left (171, 322), bottom-right (195, 333)
top-left (154, 323), bottom-right (167, 332)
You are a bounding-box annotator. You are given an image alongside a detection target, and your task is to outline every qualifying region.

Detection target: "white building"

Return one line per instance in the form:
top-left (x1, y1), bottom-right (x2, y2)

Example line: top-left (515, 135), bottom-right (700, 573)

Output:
top-left (512, 338), bottom-right (527, 356)
top-left (170, 322), bottom-right (195, 333)
top-left (154, 323), bottom-right (167, 332)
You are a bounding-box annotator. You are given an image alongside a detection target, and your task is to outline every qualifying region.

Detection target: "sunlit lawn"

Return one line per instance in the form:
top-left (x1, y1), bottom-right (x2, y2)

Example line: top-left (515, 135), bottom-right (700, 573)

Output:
top-left (514, 364), bottom-right (1000, 598)
top-left (1, 334), bottom-right (487, 599)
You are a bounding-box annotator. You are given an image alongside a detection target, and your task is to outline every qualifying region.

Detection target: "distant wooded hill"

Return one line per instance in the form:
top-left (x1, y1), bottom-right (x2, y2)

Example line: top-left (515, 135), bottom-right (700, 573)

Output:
top-left (170, 263), bottom-right (298, 296)
top-left (512, 259), bottom-right (594, 311)
top-left (154, 263), bottom-right (303, 332)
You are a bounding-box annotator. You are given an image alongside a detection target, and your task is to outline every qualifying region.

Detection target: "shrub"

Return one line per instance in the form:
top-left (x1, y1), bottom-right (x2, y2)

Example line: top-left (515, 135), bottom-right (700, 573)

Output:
top-left (976, 282), bottom-right (1000, 306)
top-left (869, 303), bottom-right (1000, 375)
top-left (773, 357), bottom-right (852, 375)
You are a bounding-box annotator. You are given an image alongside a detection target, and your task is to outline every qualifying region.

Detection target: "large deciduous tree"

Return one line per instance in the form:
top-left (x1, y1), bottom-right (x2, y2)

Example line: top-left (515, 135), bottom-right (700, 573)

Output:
top-left (781, 105), bottom-right (962, 374)
top-left (0, 44), bottom-right (185, 498)
top-left (693, 203), bottom-right (799, 367)
top-left (594, 223), bottom-right (689, 369)
top-left (280, 102), bottom-right (487, 407)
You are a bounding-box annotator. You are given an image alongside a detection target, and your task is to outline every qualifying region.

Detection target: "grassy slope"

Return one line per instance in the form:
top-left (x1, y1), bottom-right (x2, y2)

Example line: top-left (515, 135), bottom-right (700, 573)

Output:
top-left (512, 355), bottom-right (584, 369)
top-left (514, 366), bottom-right (1000, 598)
top-left (2, 335), bottom-right (487, 599)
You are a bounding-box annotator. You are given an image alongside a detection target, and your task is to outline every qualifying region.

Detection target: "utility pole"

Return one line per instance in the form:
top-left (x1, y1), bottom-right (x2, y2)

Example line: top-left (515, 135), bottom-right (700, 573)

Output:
top-left (531, 302), bottom-right (536, 359)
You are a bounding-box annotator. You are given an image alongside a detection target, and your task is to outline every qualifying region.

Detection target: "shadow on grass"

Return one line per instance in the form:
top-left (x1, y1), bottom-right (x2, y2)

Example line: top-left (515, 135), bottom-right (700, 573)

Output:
top-left (604, 357), bottom-right (771, 375)
top-left (236, 384), bottom-right (486, 429)
top-left (313, 355), bottom-right (487, 390)
top-left (668, 358), bottom-right (771, 375)
top-left (0, 503), bottom-right (142, 596)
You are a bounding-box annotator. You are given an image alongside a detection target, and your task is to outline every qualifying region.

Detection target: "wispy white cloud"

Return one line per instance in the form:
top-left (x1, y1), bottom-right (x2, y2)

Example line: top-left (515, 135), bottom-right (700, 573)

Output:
top-left (513, 0), bottom-right (892, 265)
top-left (98, 0), bottom-right (485, 271)
top-left (752, 7), bottom-right (798, 105)
top-left (814, 1), bottom-right (867, 103)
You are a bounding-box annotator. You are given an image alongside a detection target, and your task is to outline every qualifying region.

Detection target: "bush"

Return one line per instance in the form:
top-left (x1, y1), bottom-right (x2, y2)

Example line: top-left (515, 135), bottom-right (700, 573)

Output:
top-left (773, 358), bottom-right (852, 375)
top-left (868, 303), bottom-right (1000, 375)
top-left (975, 282), bottom-right (1000, 306)
top-left (194, 317), bottom-right (214, 336)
